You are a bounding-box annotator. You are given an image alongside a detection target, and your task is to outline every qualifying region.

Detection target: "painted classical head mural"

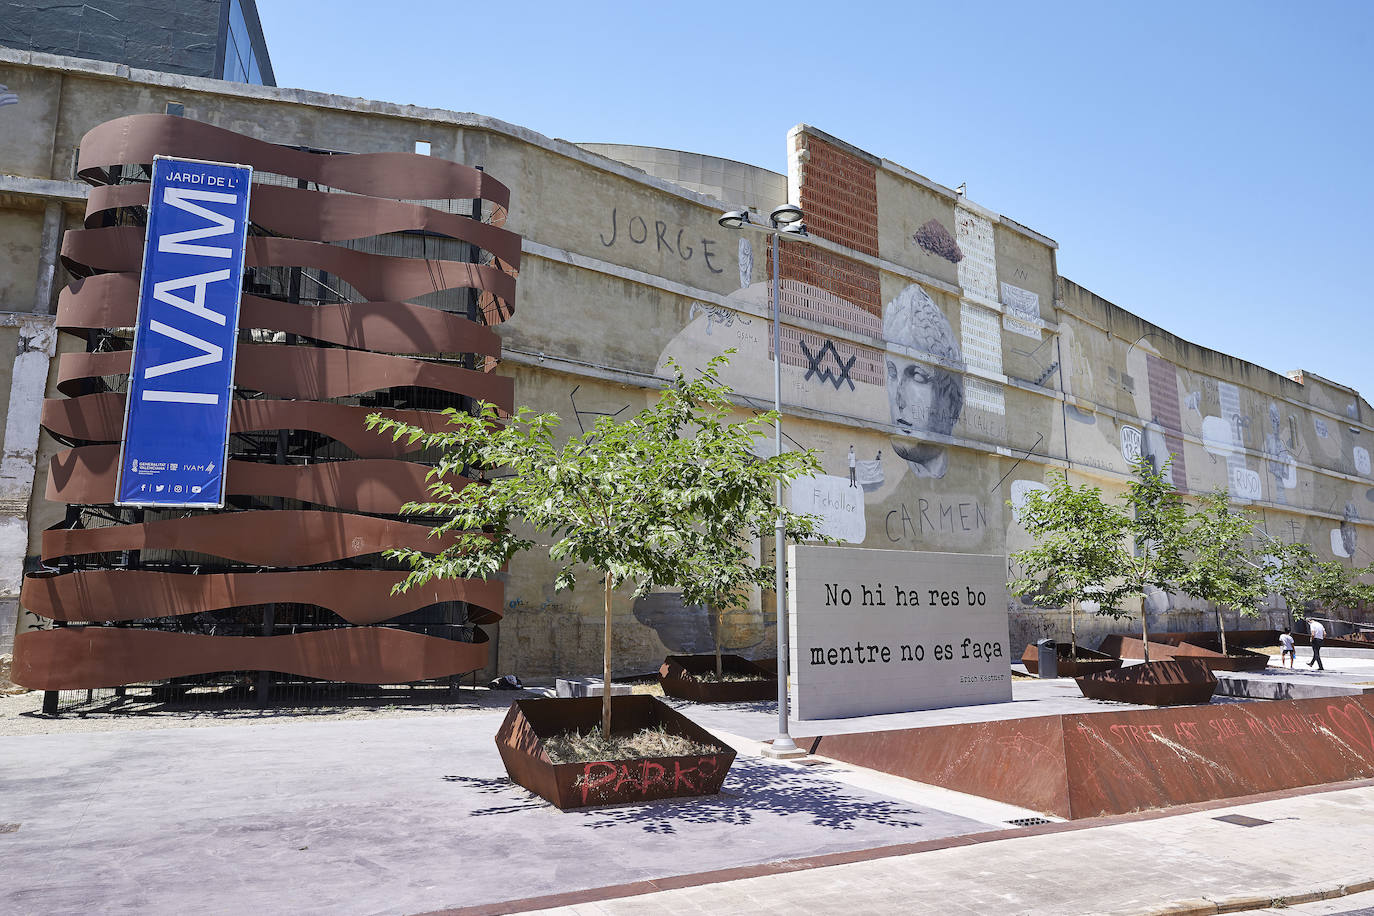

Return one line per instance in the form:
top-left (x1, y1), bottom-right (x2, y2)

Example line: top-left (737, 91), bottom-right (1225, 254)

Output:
top-left (883, 284), bottom-right (964, 479)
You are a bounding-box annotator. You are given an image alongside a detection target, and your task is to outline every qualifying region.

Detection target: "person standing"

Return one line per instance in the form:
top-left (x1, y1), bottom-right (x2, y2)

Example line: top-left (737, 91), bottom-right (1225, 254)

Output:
top-left (848, 445), bottom-right (857, 487)
top-left (1307, 618), bottom-right (1326, 670)
top-left (1279, 627), bottom-right (1295, 668)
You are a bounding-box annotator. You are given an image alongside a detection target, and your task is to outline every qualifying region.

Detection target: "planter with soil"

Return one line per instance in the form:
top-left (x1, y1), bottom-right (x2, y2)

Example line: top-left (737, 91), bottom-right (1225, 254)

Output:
top-left (1075, 658), bottom-right (1217, 706)
top-left (494, 695), bottom-right (735, 810)
top-left (1098, 634), bottom-right (1269, 672)
top-left (658, 654), bottom-right (777, 703)
top-left (1020, 643), bottom-right (1123, 677)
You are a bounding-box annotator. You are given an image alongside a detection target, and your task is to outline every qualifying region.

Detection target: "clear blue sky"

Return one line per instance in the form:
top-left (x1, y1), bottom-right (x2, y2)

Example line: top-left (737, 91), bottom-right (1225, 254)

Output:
top-left (258, 1), bottom-right (1374, 398)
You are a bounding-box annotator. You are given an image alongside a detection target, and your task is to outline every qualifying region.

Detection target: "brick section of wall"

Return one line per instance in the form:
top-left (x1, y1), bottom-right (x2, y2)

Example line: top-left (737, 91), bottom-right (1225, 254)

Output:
top-left (774, 243), bottom-right (882, 322)
top-left (797, 136), bottom-right (879, 257)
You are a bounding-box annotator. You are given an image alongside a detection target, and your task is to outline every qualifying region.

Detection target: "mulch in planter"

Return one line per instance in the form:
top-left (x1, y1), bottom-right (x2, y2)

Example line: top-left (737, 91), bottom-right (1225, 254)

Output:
top-left (1076, 658), bottom-right (1217, 706)
top-left (494, 695), bottom-right (735, 810)
top-left (658, 654), bottom-right (776, 703)
top-left (1020, 643), bottom-right (1122, 677)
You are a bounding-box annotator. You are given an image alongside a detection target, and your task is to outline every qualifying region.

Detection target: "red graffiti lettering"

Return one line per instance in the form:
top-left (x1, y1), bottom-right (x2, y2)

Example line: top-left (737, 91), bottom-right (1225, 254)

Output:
top-left (640, 760), bottom-right (668, 791)
top-left (580, 761), bottom-right (619, 804)
top-left (672, 760), bottom-right (699, 792)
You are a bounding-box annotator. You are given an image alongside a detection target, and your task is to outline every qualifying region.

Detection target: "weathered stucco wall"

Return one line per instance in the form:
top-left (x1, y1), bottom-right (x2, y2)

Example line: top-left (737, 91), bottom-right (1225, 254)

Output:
top-left (0, 49), bottom-right (1370, 677)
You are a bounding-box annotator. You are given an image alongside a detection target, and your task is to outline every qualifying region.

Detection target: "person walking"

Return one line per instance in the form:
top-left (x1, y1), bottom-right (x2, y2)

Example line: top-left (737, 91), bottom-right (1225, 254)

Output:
top-left (1306, 618), bottom-right (1326, 670)
top-left (1279, 627), bottom-right (1295, 668)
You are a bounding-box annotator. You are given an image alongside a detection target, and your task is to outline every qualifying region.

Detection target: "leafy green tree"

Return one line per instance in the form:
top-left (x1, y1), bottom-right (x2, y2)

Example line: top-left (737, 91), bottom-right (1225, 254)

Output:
top-left (367, 352), bottom-right (824, 739)
top-left (1118, 456), bottom-right (1192, 663)
top-left (1260, 540), bottom-right (1319, 625)
top-left (1266, 542), bottom-right (1374, 630)
top-left (1008, 471), bottom-right (1129, 660)
top-left (1178, 490), bottom-right (1264, 656)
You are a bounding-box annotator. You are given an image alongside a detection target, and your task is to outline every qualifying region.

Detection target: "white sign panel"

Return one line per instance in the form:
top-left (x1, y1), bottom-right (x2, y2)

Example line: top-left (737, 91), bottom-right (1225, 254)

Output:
top-left (788, 545), bottom-right (1011, 719)
top-left (791, 474), bottom-right (865, 543)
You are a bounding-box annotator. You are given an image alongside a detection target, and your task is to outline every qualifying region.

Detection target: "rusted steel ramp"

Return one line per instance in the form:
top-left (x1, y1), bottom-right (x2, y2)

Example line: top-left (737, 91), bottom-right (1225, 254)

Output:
top-left (811, 695), bottom-right (1374, 819)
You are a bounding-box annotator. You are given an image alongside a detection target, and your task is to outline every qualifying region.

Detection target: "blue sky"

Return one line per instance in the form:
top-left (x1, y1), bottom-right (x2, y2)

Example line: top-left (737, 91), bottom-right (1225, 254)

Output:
top-left (257, 1), bottom-right (1373, 398)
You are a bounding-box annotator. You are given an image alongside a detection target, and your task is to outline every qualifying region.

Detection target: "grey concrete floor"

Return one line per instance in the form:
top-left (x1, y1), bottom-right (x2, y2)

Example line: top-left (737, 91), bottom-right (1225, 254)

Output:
top-left (0, 711), bottom-right (996, 916)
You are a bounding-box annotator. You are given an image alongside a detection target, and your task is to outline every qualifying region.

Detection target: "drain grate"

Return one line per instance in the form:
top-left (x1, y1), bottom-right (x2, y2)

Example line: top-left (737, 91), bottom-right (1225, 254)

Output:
top-left (0, 824), bottom-right (18, 835)
top-left (1006, 817), bottom-right (1053, 827)
top-left (1213, 814), bottom-right (1271, 827)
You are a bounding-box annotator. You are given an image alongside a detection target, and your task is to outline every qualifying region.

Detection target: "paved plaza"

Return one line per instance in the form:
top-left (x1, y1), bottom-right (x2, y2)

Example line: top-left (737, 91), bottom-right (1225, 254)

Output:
top-left (3, 668), bottom-right (1374, 916)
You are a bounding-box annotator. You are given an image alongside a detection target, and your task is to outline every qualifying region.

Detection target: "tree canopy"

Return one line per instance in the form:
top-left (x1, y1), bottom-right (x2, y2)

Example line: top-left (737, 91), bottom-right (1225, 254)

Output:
top-left (367, 351), bottom-right (825, 737)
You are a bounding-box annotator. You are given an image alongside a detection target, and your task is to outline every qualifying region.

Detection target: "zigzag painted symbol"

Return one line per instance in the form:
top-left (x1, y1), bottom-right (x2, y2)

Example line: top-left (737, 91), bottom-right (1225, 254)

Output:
top-left (799, 338), bottom-right (857, 391)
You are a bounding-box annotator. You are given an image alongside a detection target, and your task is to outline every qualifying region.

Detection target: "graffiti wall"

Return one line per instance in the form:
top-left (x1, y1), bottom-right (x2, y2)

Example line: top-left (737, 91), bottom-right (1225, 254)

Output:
top-left (3, 53), bottom-right (1370, 681)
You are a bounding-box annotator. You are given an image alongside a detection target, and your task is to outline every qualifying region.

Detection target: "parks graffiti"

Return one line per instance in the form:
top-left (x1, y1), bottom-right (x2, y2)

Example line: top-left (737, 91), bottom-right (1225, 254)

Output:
top-left (578, 755), bottom-right (724, 803)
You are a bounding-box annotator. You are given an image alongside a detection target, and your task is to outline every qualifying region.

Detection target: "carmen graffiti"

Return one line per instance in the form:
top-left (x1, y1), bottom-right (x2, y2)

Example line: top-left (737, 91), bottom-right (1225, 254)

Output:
top-left (578, 755), bottom-right (724, 804)
top-left (885, 499), bottom-right (989, 543)
top-left (599, 207), bottom-right (723, 274)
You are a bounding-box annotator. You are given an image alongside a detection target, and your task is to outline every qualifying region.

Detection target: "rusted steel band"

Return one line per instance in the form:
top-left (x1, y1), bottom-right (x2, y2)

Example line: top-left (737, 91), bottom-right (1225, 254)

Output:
top-left (77, 114), bottom-right (510, 219)
top-left (12, 626), bottom-right (491, 690)
top-left (43, 394), bottom-right (457, 458)
top-left (22, 568), bottom-right (501, 625)
top-left (56, 344), bottom-right (513, 407)
top-left (61, 228), bottom-right (516, 318)
top-left (48, 445), bottom-right (461, 513)
top-left (43, 508), bottom-right (447, 565)
top-left (58, 273), bottom-right (502, 358)
top-left (86, 182), bottom-right (521, 270)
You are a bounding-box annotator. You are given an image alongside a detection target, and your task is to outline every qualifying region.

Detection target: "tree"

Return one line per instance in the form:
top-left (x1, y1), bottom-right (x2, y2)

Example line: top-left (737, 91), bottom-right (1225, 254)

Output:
top-left (1265, 541), bottom-right (1374, 629)
top-left (367, 352), bottom-right (824, 739)
top-left (1008, 471), bottom-right (1130, 660)
top-left (1260, 540), bottom-right (1318, 626)
top-left (1177, 490), bottom-right (1264, 657)
top-left (1118, 456), bottom-right (1192, 664)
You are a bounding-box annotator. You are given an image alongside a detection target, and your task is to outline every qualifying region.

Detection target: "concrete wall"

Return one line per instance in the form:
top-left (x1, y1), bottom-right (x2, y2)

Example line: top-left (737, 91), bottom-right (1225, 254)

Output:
top-left (1, 49), bottom-right (1370, 677)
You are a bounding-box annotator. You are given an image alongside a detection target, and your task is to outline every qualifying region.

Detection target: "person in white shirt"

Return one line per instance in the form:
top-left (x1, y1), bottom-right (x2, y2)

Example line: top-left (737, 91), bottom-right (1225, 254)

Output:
top-left (1307, 618), bottom-right (1326, 670)
top-left (1279, 627), bottom-right (1295, 668)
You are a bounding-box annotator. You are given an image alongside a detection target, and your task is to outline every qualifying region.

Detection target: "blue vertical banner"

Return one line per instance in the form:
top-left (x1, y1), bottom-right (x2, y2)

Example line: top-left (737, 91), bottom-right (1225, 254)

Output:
top-left (116, 156), bottom-right (253, 508)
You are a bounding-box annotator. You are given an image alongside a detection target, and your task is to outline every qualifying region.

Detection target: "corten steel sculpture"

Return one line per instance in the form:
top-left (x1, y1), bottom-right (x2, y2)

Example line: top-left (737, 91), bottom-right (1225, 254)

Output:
top-left (12, 114), bottom-right (519, 695)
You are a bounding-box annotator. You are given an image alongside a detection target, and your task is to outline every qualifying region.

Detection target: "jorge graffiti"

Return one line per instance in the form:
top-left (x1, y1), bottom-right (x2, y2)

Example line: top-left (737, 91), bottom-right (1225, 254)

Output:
top-left (599, 207), bottom-right (723, 274)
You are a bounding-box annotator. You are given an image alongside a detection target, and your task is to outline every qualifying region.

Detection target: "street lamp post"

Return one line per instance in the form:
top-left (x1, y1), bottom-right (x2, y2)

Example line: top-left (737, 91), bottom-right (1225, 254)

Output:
top-left (719, 203), bottom-right (808, 759)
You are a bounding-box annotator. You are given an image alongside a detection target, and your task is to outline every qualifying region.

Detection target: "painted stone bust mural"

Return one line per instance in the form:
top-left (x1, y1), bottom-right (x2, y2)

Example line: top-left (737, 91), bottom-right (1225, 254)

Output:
top-left (883, 284), bottom-right (964, 479)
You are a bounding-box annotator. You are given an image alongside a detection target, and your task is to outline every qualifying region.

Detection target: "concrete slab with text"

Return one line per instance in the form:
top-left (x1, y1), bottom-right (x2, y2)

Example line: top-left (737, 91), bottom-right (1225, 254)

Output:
top-left (788, 545), bottom-right (1011, 719)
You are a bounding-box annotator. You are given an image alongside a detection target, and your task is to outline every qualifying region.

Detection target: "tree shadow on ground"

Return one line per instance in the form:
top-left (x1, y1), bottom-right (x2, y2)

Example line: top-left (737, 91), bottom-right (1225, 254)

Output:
top-left (443, 759), bottom-right (933, 835)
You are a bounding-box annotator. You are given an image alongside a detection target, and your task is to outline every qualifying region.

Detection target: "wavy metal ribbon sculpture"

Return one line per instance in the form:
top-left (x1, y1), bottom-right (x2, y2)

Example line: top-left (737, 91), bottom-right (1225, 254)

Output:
top-left (15, 114), bottom-right (518, 691)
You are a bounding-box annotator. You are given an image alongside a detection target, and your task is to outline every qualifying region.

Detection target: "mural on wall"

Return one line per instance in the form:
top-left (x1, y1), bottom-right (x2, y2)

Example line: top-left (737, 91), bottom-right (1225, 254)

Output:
top-left (1333, 501), bottom-right (1361, 560)
top-left (912, 218), bottom-right (963, 263)
top-left (884, 284), bottom-right (964, 479)
top-left (955, 208), bottom-right (997, 302)
top-left (1263, 402), bottom-right (1298, 504)
top-left (737, 237), bottom-right (752, 290)
top-left (1000, 282), bottom-right (1045, 339)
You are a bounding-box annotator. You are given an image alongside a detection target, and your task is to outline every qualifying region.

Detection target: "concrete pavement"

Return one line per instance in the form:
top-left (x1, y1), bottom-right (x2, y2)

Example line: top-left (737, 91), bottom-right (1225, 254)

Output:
top-left (6, 677), bottom-right (1374, 916)
top-left (511, 782), bottom-right (1374, 916)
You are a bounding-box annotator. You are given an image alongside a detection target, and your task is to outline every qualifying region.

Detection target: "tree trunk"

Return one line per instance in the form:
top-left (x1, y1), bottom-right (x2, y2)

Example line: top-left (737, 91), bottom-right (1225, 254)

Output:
top-left (1069, 599), bottom-right (1078, 661)
top-left (1140, 596), bottom-right (1151, 665)
top-left (1215, 606), bottom-right (1228, 657)
top-left (601, 571), bottom-right (613, 741)
top-left (713, 607), bottom-right (723, 679)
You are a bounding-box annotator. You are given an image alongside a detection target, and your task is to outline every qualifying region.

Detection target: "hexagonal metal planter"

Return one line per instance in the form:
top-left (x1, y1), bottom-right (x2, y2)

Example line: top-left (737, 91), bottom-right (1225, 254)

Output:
top-left (1075, 658), bottom-right (1218, 706)
top-left (658, 654), bottom-right (776, 703)
top-left (494, 695), bottom-right (735, 810)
